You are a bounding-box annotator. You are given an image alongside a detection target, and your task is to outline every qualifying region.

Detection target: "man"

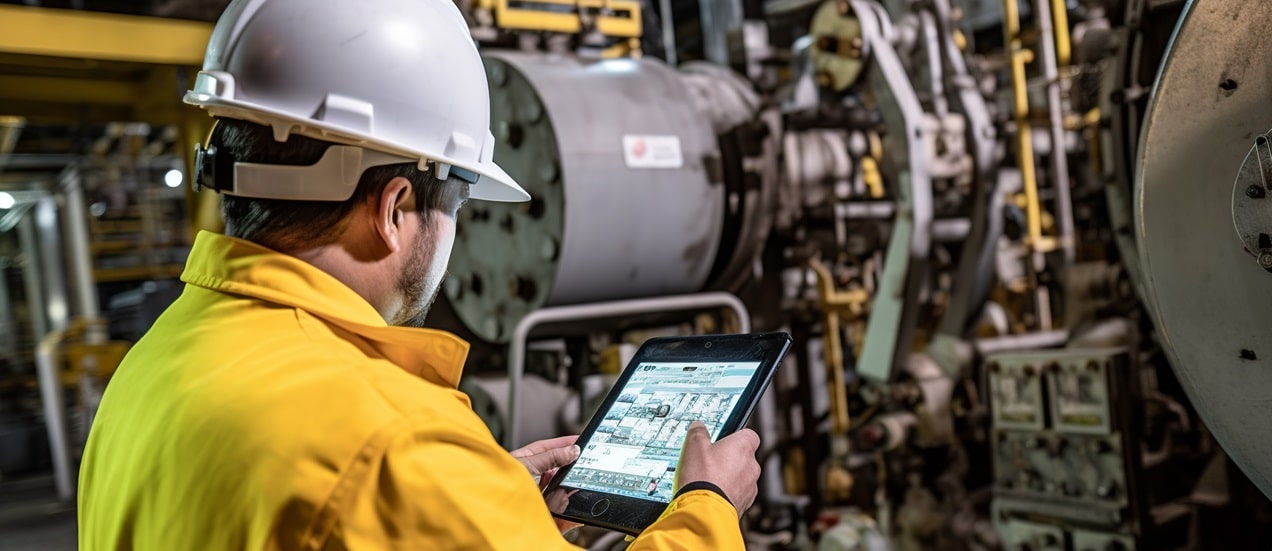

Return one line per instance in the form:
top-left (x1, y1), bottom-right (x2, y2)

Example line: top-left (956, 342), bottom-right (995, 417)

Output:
top-left (77, 0), bottom-right (763, 548)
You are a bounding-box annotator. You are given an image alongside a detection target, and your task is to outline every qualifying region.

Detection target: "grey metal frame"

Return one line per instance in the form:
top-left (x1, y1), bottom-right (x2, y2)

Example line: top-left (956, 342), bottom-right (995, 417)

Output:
top-left (505, 291), bottom-right (751, 448)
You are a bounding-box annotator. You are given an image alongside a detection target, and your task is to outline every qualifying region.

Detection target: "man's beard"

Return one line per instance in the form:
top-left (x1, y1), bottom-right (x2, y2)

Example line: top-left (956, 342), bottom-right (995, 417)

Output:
top-left (391, 235), bottom-right (444, 328)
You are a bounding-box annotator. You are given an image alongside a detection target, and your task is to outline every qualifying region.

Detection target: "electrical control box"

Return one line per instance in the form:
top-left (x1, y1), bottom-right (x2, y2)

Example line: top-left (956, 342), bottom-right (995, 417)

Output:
top-left (995, 517), bottom-right (1066, 551)
top-left (988, 359), bottom-right (1046, 431)
top-left (986, 348), bottom-right (1143, 550)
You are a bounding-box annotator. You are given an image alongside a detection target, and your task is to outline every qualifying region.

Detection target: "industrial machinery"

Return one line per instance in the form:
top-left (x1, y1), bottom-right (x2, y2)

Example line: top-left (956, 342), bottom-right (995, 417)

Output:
top-left (1, 0), bottom-right (1271, 549)
top-left (427, 0), bottom-right (1272, 548)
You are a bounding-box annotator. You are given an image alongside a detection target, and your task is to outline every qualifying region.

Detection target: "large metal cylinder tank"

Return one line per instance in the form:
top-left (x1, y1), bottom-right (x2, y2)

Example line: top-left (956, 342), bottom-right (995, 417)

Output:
top-left (444, 52), bottom-right (727, 343)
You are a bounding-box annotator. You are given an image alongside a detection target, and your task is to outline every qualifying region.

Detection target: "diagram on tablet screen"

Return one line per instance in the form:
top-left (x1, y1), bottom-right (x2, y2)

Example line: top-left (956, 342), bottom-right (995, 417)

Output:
top-left (562, 361), bottom-right (760, 502)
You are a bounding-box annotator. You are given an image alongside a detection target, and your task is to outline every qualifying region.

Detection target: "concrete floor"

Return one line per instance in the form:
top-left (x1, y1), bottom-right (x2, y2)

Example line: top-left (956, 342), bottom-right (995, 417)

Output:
top-left (0, 475), bottom-right (76, 551)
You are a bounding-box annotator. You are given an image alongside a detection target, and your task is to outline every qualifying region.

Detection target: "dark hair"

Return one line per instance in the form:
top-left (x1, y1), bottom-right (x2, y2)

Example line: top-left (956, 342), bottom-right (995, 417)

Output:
top-left (211, 118), bottom-right (468, 251)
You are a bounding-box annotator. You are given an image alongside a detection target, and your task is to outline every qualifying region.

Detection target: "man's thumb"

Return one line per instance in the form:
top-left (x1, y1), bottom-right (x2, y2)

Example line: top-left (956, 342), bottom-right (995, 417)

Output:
top-left (520, 444), bottom-right (581, 475)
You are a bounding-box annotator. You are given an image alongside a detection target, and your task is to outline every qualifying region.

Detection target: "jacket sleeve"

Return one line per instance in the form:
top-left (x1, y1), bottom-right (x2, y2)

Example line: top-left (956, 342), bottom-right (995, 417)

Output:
top-left (629, 489), bottom-right (746, 550)
top-left (336, 423), bottom-right (744, 549)
top-left (337, 425), bottom-right (579, 550)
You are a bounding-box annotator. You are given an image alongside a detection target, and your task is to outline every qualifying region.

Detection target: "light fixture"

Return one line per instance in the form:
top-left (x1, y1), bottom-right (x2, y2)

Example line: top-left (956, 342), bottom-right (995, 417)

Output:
top-left (0, 192), bottom-right (14, 209)
top-left (165, 169), bottom-right (183, 188)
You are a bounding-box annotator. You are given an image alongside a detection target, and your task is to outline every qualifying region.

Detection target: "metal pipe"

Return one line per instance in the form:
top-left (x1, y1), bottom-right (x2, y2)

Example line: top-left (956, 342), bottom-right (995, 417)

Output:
top-left (974, 329), bottom-right (1069, 355)
top-left (658, 0), bottom-right (677, 66)
top-left (505, 291), bottom-right (751, 448)
top-left (840, 201), bottom-right (896, 219)
top-left (1035, 283), bottom-right (1053, 330)
top-left (756, 374), bottom-right (793, 506)
top-left (33, 197), bottom-right (69, 332)
top-left (59, 167), bottom-right (105, 344)
top-left (919, 12), bottom-right (949, 116)
top-left (1034, 0), bottom-right (1076, 264)
top-left (932, 218), bottom-right (971, 242)
top-left (28, 188), bottom-right (76, 500)
top-left (0, 258), bottom-right (12, 359)
top-left (16, 213), bottom-right (49, 341)
top-left (36, 328), bottom-right (73, 500)
top-left (698, 0), bottom-right (741, 66)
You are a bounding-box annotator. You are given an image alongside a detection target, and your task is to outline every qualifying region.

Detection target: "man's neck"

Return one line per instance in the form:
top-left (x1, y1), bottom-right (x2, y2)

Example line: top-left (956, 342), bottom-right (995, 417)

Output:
top-left (289, 243), bottom-right (396, 322)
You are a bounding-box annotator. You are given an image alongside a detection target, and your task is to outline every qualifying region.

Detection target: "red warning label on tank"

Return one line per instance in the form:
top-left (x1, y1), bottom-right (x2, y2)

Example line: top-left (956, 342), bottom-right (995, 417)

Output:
top-left (622, 135), bottom-right (683, 169)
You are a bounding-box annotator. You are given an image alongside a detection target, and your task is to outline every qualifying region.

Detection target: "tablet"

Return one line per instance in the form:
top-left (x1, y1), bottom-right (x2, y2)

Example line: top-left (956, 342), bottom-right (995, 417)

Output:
top-left (542, 332), bottom-right (792, 535)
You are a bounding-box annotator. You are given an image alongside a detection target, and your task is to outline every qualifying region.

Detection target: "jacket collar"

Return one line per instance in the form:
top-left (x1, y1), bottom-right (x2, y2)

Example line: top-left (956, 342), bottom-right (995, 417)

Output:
top-left (181, 231), bottom-right (470, 389)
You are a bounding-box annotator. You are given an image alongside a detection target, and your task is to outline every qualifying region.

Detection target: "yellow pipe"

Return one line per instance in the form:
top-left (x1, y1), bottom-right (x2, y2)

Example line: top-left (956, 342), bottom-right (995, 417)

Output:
top-left (862, 157), bottom-right (885, 199)
top-left (810, 259), bottom-right (851, 436)
top-left (1003, 0), bottom-right (1020, 57)
top-left (825, 312), bottom-right (850, 435)
top-left (1085, 108), bottom-right (1102, 176)
top-left (493, 0), bottom-right (642, 38)
top-left (1004, 0), bottom-right (1044, 248)
top-left (1051, 0), bottom-right (1071, 68)
top-left (863, 133), bottom-right (885, 199)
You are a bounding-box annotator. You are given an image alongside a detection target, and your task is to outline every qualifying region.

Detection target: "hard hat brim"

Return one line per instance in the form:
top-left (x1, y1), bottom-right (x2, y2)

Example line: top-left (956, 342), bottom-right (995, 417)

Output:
top-left (465, 161), bottom-right (531, 202)
top-left (184, 91), bottom-right (531, 203)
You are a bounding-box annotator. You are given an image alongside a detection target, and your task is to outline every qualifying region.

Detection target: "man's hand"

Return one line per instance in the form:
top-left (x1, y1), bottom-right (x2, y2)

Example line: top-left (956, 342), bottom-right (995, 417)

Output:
top-left (511, 435), bottom-right (582, 533)
top-left (675, 421), bottom-right (762, 518)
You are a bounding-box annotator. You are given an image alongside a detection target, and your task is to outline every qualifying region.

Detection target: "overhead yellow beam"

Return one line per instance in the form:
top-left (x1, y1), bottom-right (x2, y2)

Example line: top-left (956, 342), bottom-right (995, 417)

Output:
top-left (0, 100), bottom-right (133, 125)
top-left (0, 5), bottom-right (212, 65)
top-left (0, 75), bottom-right (140, 105)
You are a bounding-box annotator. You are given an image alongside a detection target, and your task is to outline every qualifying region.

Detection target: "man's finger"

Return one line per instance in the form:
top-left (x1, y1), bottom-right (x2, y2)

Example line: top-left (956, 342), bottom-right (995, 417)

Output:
top-left (718, 428), bottom-right (761, 453)
top-left (686, 420), bottom-right (710, 442)
top-left (545, 488), bottom-right (572, 514)
top-left (537, 467), bottom-right (559, 490)
top-left (511, 435), bottom-right (580, 458)
top-left (518, 444), bottom-right (581, 476)
top-left (679, 421), bottom-right (711, 458)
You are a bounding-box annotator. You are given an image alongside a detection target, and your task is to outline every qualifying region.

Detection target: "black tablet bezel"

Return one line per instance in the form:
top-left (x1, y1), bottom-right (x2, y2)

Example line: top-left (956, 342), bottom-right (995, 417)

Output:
top-left (542, 332), bottom-right (793, 536)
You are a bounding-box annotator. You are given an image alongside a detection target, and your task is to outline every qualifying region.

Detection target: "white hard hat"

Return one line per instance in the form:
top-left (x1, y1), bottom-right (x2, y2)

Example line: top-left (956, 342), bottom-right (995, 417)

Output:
top-left (183, 0), bottom-right (529, 203)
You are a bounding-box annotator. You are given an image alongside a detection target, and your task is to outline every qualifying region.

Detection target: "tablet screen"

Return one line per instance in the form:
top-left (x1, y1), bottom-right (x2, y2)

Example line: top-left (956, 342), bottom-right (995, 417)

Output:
top-left (560, 360), bottom-right (761, 503)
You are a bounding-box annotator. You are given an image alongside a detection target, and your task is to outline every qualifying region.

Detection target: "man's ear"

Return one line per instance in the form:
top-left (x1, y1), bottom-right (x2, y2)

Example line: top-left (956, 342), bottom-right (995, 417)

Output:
top-left (373, 176), bottom-right (415, 253)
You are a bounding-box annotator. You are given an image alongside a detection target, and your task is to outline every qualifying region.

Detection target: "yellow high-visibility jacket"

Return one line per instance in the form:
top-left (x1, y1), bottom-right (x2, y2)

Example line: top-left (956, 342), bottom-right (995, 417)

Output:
top-left (79, 232), bottom-right (742, 550)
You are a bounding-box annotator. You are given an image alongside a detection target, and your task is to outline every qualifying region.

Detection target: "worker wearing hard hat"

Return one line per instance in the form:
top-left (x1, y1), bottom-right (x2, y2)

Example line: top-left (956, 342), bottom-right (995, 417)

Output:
top-left (77, 0), bottom-right (761, 548)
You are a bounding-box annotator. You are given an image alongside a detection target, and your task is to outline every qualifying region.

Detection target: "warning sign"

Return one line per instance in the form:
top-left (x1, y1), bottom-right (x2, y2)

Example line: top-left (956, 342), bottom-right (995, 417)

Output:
top-left (622, 135), bottom-right (683, 169)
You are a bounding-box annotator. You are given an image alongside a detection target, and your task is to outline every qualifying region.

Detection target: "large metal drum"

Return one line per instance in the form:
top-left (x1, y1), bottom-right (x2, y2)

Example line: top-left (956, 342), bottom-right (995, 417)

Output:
top-left (1137, 0), bottom-right (1272, 497)
top-left (444, 52), bottom-right (725, 343)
